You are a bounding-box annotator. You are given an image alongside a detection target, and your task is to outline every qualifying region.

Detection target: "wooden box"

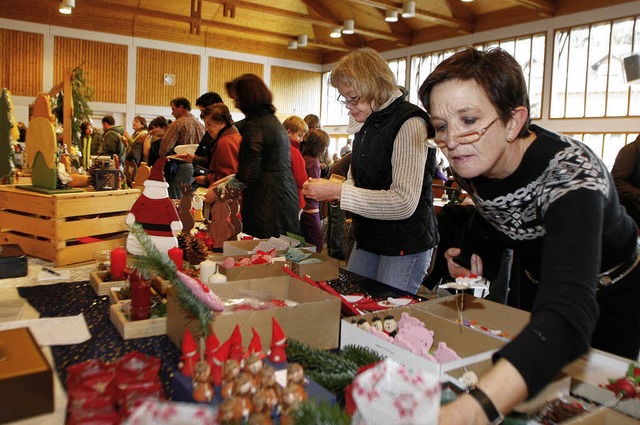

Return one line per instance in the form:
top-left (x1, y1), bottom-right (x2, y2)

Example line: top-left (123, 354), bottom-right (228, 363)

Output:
top-left (291, 251), bottom-right (340, 282)
top-left (0, 186), bottom-right (140, 266)
top-left (0, 327), bottom-right (53, 422)
top-left (90, 271), bottom-right (127, 296)
top-left (109, 301), bottom-right (166, 340)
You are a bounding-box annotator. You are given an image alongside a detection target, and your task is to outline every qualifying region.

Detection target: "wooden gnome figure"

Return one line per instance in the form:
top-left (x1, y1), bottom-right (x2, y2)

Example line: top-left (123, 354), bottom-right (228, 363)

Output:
top-left (211, 338), bottom-right (231, 387)
top-left (245, 352), bottom-right (263, 392)
top-left (192, 360), bottom-right (214, 402)
top-left (203, 330), bottom-right (219, 370)
top-left (220, 358), bottom-right (241, 400)
top-left (0, 88), bottom-right (18, 184)
top-left (25, 94), bottom-right (58, 189)
top-left (267, 317), bottom-right (287, 364)
top-left (228, 324), bottom-right (245, 363)
top-left (233, 372), bottom-right (254, 421)
top-left (258, 365), bottom-right (281, 415)
top-left (247, 327), bottom-right (263, 357)
top-left (179, 329), bottom-right (199, 377)
top-left (279, 383), bottom-right (301, 425)
top-left (286, 363), bottom-right (307, 402)
top-left (126, 157), bottom-right (183, 256)
top-left (217, 399), bottom-right (236, 425)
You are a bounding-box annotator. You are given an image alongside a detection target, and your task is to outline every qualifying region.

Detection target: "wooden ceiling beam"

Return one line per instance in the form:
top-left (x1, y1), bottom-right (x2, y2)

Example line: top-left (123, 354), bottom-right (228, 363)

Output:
top-left (510, 0), bottom-right (555, 17)
top-left (348, 0), bottom-right (473, 32)
top-left (202, 0), bottom-right (410, 44)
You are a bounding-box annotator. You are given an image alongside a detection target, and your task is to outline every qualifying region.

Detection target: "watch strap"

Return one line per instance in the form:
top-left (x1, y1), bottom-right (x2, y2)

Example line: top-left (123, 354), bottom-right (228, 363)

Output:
top-left (467, 387), bottom-right (503, 424)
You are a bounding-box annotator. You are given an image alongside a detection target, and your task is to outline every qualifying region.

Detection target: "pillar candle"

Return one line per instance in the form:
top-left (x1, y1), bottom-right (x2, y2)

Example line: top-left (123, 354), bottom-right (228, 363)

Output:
top-left (209, 264), bottom-right (228, 284)
top-left (129, 270), bottom-right (151, 321)
top-left (199, 259), bottom-right (216, 284)
top-left (110, 247), bottom-right (127, 280)
top-left (168, 246), bottom-right (183, 271)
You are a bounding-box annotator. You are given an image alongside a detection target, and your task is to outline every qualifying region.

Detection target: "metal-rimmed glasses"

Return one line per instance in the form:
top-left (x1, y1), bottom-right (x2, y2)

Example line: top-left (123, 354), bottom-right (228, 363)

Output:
top-left (337, 94), bottom-right (360, 107)
top-left (427, 116), bottom-right (501, 149)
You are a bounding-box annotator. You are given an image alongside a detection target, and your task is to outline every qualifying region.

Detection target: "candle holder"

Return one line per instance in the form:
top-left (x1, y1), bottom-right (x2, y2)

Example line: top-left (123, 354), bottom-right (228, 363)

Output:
top-left (129, 269), bottom-right (151, 321)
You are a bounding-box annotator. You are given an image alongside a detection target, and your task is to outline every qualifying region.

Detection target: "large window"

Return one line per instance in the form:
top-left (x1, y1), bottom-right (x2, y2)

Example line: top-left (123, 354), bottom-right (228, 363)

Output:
top-left (551, 15), bottom-right (640, 118)
top-left (409, 34), bottom-right (545, 119)
top-left (567, 133), bottom-right (639, 169)
top-left (322, 57), bottom-right (407, 127)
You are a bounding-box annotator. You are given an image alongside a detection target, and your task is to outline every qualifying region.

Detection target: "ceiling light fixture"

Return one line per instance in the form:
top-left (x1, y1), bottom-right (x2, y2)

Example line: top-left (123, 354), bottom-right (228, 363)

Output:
top-left (288, 41), bottom-right (298, 50)
top-left (59, 0), bottom-right (75, 14)
top-left (342, 19), bottom-right (355, 35)
top-left (330, 28), bottom-right (342, 38)
top-left (297, 34), bottom-right (308, 48)
top-left (385, 10), bottom-right (399, 22)
top-left (402, 1), bottom-right (415, 18)
top-left (461, 0), bottom-right (474, 2)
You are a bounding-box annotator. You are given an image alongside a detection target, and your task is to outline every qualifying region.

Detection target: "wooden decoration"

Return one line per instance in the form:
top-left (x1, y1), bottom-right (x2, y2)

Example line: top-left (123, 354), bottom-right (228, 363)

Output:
top-left (25, 93), bottom-right (58, 189)
top-left (0, 88), bottom-right (17, 184)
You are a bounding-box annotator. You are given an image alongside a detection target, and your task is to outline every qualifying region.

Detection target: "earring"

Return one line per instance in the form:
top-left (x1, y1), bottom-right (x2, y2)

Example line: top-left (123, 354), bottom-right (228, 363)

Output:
top-left (507, 136), bottom-right (514, 142)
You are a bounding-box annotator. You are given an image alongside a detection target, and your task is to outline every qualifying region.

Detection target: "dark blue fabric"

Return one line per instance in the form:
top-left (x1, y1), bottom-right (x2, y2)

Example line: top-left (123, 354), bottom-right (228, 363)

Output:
top-left (18, 282), bottom-right (181, 398)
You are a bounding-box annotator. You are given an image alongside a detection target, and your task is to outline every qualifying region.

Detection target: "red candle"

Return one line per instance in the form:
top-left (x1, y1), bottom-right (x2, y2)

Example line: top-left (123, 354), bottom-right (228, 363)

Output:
top-left (168, 246), bottom-right (183, 271)
top-left (130, 270), bottom-right (151, 321)
top-left (110, 247), bottom-right (127, 280)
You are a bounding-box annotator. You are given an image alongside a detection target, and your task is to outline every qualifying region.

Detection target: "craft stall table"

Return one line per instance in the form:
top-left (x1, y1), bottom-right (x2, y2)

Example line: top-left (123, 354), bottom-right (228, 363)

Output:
top-left (0, 186), bottom-right (140, 267)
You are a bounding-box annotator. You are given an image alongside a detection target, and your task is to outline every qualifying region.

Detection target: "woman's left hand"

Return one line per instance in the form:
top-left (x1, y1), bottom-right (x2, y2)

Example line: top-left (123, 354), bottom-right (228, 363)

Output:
top-left (302, 178), bottom-right (342, 201)
top-left (444, 247), bottom-right (484, 278)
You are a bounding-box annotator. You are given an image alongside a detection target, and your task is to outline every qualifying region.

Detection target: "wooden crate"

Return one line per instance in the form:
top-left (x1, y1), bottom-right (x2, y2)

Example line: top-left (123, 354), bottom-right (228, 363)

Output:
top-left (0, 186), bottom-right (140, 266)
top-left (90, 271), bottom-right (127, 296)
top-left (109, 302), bottom-right (166, 340)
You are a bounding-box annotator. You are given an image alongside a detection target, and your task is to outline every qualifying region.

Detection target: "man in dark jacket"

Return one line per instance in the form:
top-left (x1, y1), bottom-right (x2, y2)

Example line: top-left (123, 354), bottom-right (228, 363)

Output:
top-left (611, 133), bottom-right (640, 226)
top-left (99, 115), bottom-right (126, 162)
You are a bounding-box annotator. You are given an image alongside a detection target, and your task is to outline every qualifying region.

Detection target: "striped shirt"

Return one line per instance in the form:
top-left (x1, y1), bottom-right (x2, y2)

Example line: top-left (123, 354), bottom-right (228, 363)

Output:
top-left (159, 113), bottom-right (205, 157)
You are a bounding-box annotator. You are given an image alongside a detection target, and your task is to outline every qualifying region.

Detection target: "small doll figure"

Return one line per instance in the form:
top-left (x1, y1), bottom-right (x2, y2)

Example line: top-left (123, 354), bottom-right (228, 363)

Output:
top-left (371, 316), bottom-right (383, 332)
top-left (233, 372), bottom-right (254, 421)
top-left (279, 383), bottom-right (301, 425)
top-left (357, 318), bottom-right (371, 331)
top-left (258, 365), bottom-right (281, 415)
top-left (286, 363), bottom-right (307, 402)
top-left (245, 352), bottom-right (263, 392)
top-left (179, 329), bottom-right (199, 377)
top-left (217, 399), bottom-right (237, 425)
top-left (268, 317), bottom-right (287, 364)
top-left (221, 358), bottom-right (241, 400)
top-left (192, 360), bottom-right (214, 402)
top-left (383, 315), bottom-right (398, 337)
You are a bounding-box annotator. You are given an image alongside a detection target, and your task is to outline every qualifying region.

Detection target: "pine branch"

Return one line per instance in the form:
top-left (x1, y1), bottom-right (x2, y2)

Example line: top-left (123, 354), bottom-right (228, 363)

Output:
top-left (340, 344), bottom-right (383, 368)
top-left (128, 223), bottom-right (213, 336)
top-left (286, 339), bottom-right (358, 374)
top-left (305, 370), bottom-right (359, 395)
top-left (294, 401), bottom-right (351, 425)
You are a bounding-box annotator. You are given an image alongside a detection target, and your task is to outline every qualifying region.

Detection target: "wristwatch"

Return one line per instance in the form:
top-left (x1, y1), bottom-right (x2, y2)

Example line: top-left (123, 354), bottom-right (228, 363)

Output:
top-left (467, 386), bottom-right (504, 424)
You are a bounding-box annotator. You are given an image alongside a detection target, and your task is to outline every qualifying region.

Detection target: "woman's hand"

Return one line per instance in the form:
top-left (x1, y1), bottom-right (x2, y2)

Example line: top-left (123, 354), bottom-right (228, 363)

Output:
top-left (174, 153), bottom-right (194, 163)
top-left (301, 178), bottom-right (342, 201)
top-left (444, 247), bottom-right (483, 277)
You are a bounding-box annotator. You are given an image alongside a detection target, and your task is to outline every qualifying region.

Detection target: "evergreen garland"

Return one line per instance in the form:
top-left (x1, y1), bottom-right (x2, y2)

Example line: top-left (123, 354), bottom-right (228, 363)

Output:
top-left (293, 401), bottom-right (351, 425)
top-left (286, 339), bottom-right (382, 395)
top-left (52, 66), bottom-right (94, 150)
top-left (128, 223), bottom-right (213, 336)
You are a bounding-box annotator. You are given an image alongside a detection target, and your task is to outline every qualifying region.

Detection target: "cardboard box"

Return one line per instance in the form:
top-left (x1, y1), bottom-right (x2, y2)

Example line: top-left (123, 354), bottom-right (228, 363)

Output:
top-left (109, 301), bottom-right (167, 340)
top-left (564, 408), bottom-right (640, 424)
top-left (223, 238), bottom-right (316, 256)
top-left (413, 294), bottom-right (530, 341)
top-left (564, 349), bottom-right (640, 419)
top-left (0, 327), bottom-right (54, 422)
top-left (216, 256), bottom-right (292, 281)
top-left (90, 270), bottom-right (127, 296)
top-left (340, 307), bottom-right (504, 378)
top-left (291, 250), bottom-right (340, 282)
top-left (167, 275), bottom-right (341, 351)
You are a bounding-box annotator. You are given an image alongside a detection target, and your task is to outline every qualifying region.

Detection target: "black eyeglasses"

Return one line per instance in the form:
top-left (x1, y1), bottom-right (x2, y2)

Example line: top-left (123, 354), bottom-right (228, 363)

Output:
top-left (337, 94), bottom-right (360, 107)
top-left (427, 117), bottom-right (501, 149)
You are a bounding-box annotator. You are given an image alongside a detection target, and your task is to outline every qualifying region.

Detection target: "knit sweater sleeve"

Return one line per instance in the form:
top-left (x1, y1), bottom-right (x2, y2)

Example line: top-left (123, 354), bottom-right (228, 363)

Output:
top-left (339, 117), bottom-right (429, 220)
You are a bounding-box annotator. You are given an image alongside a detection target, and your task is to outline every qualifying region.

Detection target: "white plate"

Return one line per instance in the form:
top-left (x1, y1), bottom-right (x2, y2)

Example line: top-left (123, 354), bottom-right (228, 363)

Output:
top-left (174, 144), bottom-right (198, 155)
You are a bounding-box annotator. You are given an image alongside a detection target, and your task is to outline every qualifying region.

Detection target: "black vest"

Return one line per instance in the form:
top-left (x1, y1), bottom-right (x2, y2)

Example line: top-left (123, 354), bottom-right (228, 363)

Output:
top-left (351, 94), bottom-right (439, 256)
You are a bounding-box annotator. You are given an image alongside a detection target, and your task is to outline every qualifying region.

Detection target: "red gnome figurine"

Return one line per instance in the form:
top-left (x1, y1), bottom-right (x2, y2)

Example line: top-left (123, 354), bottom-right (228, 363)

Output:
top-left (268, 317), bottom-right (287, 364)
top-left (247, 327), bottom-right (263, 357)
top-left (180, 329), bottom-right (199, 377)
top-left (228, 325), bottom-right (245, 363)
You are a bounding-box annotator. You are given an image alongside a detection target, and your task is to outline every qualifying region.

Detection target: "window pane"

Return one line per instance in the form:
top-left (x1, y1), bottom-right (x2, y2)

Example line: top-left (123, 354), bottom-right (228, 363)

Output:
top-left (607, 19), bottom-right (634, 116)
top-left (530, 35), bottom-right (546, 119)
top-left (566, 26), bottom-right (589, 117)
top-left (603, 133), bottom-right (628, 169)
top-left (585, 22), bottom-right (610, 117)
top-left (551, 30), bottom-right (569, 118)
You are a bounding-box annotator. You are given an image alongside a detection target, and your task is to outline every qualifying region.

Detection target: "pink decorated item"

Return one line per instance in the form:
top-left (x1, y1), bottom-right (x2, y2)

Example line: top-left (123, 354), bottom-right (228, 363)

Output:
top-left (176, 270), bottom-right (225, 312)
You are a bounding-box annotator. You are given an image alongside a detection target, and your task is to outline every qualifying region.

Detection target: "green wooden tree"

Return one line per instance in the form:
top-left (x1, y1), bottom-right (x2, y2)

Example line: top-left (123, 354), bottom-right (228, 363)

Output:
top-left (0, 88), bottom-right (17, 184)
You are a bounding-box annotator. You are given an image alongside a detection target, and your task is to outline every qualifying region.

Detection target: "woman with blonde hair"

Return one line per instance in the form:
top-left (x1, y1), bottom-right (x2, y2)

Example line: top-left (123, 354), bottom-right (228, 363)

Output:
top-left (302, 48), bottom-right (438, 293)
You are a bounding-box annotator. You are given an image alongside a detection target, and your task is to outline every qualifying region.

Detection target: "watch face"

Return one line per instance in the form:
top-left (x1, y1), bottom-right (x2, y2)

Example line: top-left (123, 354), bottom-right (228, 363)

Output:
top-left (163, 74), bottom-right (175, 86)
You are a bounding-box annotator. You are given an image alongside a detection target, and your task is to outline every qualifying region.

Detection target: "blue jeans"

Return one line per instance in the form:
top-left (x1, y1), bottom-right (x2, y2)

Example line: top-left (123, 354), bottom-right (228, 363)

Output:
top-left (168, 162), bottom-right (194, 199)
top-left (347, 243), bottom-right (433, 294)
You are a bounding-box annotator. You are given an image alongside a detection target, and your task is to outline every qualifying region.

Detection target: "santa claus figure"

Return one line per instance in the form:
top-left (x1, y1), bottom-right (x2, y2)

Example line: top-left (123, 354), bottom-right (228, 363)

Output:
top-left (267, 317), bottom-right (287, 364)
top-left (126, 157), bottom-right (183, 255)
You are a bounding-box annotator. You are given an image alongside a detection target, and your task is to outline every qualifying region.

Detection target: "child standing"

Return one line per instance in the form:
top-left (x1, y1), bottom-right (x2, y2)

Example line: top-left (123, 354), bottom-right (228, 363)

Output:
top-left (283, 116), bottom-right (309, 215)
top-left (300, 129), bottom-right (330, 252)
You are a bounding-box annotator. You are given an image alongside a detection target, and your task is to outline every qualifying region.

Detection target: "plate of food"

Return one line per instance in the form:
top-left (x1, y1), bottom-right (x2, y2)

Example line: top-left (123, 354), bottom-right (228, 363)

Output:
top-left (173, 144), bottom-right (198, 156)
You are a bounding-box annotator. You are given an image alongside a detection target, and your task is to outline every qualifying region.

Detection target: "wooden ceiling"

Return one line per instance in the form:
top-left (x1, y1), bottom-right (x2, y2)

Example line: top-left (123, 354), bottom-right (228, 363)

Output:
top-left (0, 0), bottom-right (637, 64)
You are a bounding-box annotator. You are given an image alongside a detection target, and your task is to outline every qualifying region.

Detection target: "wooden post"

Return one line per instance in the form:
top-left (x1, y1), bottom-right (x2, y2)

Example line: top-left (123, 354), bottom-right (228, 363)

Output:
top-left (63, 67), bottom-right (74, 154)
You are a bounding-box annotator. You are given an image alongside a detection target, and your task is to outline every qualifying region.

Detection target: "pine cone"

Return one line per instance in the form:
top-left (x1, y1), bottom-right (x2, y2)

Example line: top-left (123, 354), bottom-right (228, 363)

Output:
top-left (186, 235), bottom-right (208, 265)
top-left (177, 232), bottom-right (189, 252)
